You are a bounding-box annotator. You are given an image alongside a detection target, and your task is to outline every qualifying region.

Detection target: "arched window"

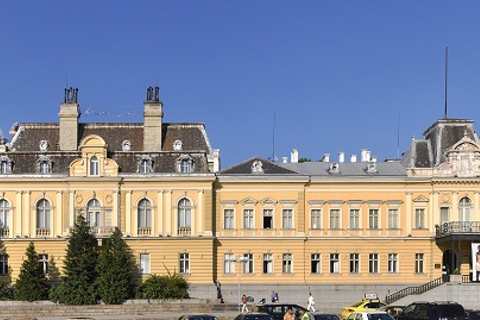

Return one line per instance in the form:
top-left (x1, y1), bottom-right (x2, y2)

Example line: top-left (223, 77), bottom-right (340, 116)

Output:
top-left (37, 156), bottom-right (52, 174)
top-left (459, 197), bottom-right (471, 222)
top-left (89, 156), bottom-right (99, 176)
top-left (177, 156), bottom-right (194, 173)
top-left (178, 198), bottom-right (191, 232)
top-left (87, 199), bottom-right (102, 227)
top-left (138, 199), bottom-right (152, 231)
top-left (36, 199), bottom-right (51, 231)
top-left (141, 159), bottom-right (150, 173)
top-left (0, 200), bottom-right (9, 229)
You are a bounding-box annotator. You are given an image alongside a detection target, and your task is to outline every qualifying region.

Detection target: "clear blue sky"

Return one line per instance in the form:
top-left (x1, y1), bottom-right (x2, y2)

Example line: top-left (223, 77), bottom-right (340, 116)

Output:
top-left (1, 1), bottom-right (480, 168)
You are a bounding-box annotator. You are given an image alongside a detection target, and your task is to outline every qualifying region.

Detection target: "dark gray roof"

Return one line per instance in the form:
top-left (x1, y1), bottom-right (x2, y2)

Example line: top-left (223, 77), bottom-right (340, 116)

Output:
top-left (279, 161), bottom-right (407, 177)
top-left (220, 157), bottom-right (299, 175)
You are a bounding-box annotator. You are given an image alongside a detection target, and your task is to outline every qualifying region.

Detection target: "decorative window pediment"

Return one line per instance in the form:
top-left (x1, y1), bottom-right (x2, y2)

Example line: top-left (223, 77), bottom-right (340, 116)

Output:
top-left (240, 197), bottom-right (257, 206)
top-left (259, 197), bottom-right (277, 206)
top-left (413, 195), bottom-right (429, 202)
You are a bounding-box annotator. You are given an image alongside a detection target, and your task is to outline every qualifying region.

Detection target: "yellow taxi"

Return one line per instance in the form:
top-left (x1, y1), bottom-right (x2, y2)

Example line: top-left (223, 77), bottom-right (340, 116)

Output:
top-left (340, 294), bottom-right (388, 320)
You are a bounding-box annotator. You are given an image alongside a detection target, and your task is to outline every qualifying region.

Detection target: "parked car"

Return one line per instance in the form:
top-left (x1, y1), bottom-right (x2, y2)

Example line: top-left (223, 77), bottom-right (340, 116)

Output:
top-left (310, 312), bottom-right (341, 320)
top-left (256, 303), bottom-right (308, 320)
top-left (347, 311), bottom-right (396, 320)
top-left (396, 301), bottom-right (468, 320)
top-left (340, 298), bottom-right (388, 320)
top-left (178, 315), bottom-right (219, 320)
top-left (467, 310), bottom-right (480, 320)
top-left (379, 306), bottom-right (405, 319)
top-left (234, 312), bottom-right (274, 320)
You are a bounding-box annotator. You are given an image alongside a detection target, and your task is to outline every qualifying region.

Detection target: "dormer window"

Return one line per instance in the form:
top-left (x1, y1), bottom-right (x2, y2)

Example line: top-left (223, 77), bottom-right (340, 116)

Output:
top-left (89, 156), bottom-right (99, 176)
top-left (328, 163), bottom-right (340, 174)
top-left (0, 156), bottom-right (12, 175)
top-left (173, 140), bottom-right (183, 151)
top-left (366, 162), bottom-right (377, 174)
top-left (177, 155), bottom-right (194, 173)
top-left (37, 156), bottom-right (52, 174)
top-left (137, 156), bottom-right (153, 174)
top-left (251, 160), bottom-right (264, 173)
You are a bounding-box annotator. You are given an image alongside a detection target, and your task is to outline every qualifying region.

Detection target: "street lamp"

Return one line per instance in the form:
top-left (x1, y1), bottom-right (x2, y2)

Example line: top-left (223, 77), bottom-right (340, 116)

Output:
top-left (236, 255), bottom-right (249, 310)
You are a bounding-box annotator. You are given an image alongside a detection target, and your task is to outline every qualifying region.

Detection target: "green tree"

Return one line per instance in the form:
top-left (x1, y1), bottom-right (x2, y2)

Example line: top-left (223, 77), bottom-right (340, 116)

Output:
top-left (14, 242), bottom-right (50, 301)
top-left (96, 229), bottom-right (138, 304)
top-left (54, 214), bottom-right (98, 305)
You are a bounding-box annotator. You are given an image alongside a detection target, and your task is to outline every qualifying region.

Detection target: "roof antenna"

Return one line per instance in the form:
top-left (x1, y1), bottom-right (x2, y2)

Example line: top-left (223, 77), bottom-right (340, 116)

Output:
top-left (397, 113), bottom-right (401, 158)
top-left (271, 111), bottom-right (276, 162)
top-left (444, 46), bottom-right (448, 119)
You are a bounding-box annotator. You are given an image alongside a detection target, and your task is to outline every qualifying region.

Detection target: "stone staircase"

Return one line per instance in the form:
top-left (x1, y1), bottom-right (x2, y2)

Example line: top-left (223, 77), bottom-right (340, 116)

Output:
top-left (0, 300), bottom-right (238, 320)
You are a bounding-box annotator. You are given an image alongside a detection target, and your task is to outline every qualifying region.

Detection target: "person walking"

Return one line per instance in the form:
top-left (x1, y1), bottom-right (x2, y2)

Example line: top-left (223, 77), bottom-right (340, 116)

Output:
top-left (307, 292), bottom-right (316, 312)
top-left (299, 309), bottom-right (311, 320)
top-left (242, 294), bottom-right (249, 313)
top-left (271, 291), bottom-right (279, 302)
top-left (284, 307), bottom-right (297, 320)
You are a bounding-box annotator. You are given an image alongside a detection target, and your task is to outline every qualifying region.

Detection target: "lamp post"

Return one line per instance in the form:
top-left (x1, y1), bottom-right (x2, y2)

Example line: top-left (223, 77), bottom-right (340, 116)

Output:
top-left (237, 255), bottom-right (249, 310)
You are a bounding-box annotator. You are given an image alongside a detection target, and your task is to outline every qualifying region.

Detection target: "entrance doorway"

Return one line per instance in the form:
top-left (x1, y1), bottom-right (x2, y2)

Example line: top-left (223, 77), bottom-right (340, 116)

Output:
top-left (443, 250), bottom-right (457, 274)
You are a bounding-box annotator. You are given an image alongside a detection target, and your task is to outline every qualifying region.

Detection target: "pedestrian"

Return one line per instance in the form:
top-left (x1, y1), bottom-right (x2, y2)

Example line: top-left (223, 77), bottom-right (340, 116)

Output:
top-left (271, 291), bottom-right (279, 302)
top-left (299, 309), bottom-right (311, 320)
top-left (284, 307), bottom-right (297, 320)
top-left (242, 294), bottom-right (249, 313)
top-left (307, 292), bottom-right (316, 312)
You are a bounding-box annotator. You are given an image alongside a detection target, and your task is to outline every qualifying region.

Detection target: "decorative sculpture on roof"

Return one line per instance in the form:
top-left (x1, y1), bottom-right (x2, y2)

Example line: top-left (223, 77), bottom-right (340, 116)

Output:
top-left (64, 87), bottom-right (78, 103)
top-left (146, 86), bottom-right (160, 102)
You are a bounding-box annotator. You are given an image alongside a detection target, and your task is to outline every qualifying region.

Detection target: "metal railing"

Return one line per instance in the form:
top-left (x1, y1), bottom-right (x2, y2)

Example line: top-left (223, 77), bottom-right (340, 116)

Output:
top-left (385, 276), bottom-right (444, 304)
top-left (436, 221), bottom-right (480, 237)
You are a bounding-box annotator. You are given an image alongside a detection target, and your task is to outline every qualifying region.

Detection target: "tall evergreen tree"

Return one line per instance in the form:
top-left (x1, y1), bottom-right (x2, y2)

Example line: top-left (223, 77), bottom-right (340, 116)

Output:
top-left (55, 214), bottom-right (98, 305)
top-left (96, 229), bottom-right (138, 304)
top-left (14, 242), bottom-right (50, 301)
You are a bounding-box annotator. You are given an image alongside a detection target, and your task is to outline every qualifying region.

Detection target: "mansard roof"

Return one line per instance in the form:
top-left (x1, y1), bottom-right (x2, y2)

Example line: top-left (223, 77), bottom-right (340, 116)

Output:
top-left (219, 157), bottom-right (299, 175)
top-left (280, 161), bottom-right (406, 177)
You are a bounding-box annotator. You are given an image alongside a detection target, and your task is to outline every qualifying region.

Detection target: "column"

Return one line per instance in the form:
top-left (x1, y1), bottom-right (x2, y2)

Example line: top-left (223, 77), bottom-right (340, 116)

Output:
top-left (452, 191), bottom-right (458, 220)
top-left (474, 191), bottom-right (479, 221)
top-left (24, 191), bottom-right (30, 237)
top-left (125, 191), bottom-right (132, 236)
top-left (431, 192), bottom-right (438, 230)
top-left (14, 191), bottom-right (22, 237)
top-left (165, 190), bottom-right (172, 236)
top-left (55, 191), bottom-right (62, 237)
top-left (111, 190), bottom-right (119, 229)
top-left (406, 192), bottom-right (412, 234)
top-left (68, 191), bottom-right (75, 233)
top-left (155, 190), bottom-right (164, 236)
top-left (197, 189), bottom-right (204, 235)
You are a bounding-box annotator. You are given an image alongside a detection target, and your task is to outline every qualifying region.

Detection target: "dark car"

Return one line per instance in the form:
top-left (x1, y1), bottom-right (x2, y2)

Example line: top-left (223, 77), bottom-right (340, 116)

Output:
top-left (397, 301), bottom-right (468, 320)
top-left (234, 312), bottom-right (274, 320)
top-left (310, 313), bottom-right (341, 320)
top-left (467, 310), bottom-right (480, 320)
top-left (178, 315), bottom-right (219, 320)
top-left (256, 303), bottom-right (308, 320)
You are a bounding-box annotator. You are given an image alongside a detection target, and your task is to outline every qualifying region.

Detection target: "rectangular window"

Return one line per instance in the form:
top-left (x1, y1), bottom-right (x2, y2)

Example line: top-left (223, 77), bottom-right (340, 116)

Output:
top-left (179, 253), bottom-right (190, 274)
top-left (415, 208), bottom-right (425, 229)
top-left (350, 253), bottom-right (359, 274)
top-left (388, 253), bottom-right (398, 273)
top-left (349, 209), bottom-right (360, 229)
top-left (38, 254), bottom-right (49, 275)
top-left (282, 253), bottom-right (293, 274)
top-left (388, 209), bottom-right (399, 229)
top-left (263, 253), bottom-right (273, 274)
top-left (282, 209), bottom-right (293, 229)
top-left (263, 209), bottom-right (273, 229)
top-left (440, 207), bottom-right (449, 224)
top-left (415, 253), bottom-right (424, 274)
top-left (224, 209), bottom-right (234, 230)
top-left (369, 253), bottom-right (379, 274)
top-left (243, 253), bottom-right (254, 274)
top-left (243, 209), bottom-right (254, 229)
top-left (0, 254), bottom-right (8, 275)
top-left (311, 209), bottom-right (321, 229)
top-left (368, 209), bottom-right (379, 229)
top-left (330, 209), bottom-right (340, 229)
top-left (224, 253), bottom-right (236, 274)
top-left (139, 253), bottom-right (150, 274)
top-left (311, 253), bottom-right (321, 274)
top-left (330, 253), bottom-right (340, 274)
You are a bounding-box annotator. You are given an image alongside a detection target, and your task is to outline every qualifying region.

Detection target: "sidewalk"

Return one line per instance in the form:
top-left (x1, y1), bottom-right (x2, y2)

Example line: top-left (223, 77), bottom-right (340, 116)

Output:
top-left (35, 310), bottom-right (241, 320)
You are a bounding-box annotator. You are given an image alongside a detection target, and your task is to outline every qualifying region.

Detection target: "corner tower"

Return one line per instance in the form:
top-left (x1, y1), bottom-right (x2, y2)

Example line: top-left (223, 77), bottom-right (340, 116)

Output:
top-left (58, 87), bottom-right (80, 151)
top-left (143, 86), bottom-right (164, 152)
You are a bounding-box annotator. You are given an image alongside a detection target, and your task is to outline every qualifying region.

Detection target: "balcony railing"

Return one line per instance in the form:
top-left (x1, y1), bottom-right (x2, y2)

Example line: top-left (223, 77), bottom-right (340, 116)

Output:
top-left (89, 226), bottom-right (116, 237)
top-left (36, 228), bottom-right (50, 236)
top-left (137, 228), bottom-right (152, 236)
top-left (436, 221), bottom-right (480, 237)
top-left (178, 227), bottom-right (191, 236)
top-left (0, 228), bottom-right (9, 237)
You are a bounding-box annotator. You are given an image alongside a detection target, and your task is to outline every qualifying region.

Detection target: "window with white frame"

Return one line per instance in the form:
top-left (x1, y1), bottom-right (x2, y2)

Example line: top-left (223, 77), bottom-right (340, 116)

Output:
top-left (263, 253), bottom-right (273, 274)
top-left (440, 207), bottom-right (450, 224)
top-left (415, 208), bottom-right (425, 229)
top-left (137, 156), bottom-right (153, 174)
top-left (89, 156), bottom-right (99, 176)
top-left (330, 209), bottom-right (340, 229)
top-left (141, 159), bottom-right (150, 173)
top-left (87, 199), bottom-right (102, 227)
top-left (38, 156), bottom-right (52, 174)
top-left (138, 198), bottom-right (152, 229)
top-left (243, 253), bottom-right (254, 274)
top-left (263, 209), bottom-right (273, 229)
top-left (243, 209), bottom-right (254, 229)
top-left (349, 209), bottom-right (360, 229)
top-left (0, 157), bottom-right (12, 174)
top-left (350, 253), bottom-right (359, 274)
top-left (282, 253), bottom-right (293, 274)
top-left (311, 253), bottom-right (321, 274)
top-left (0, 200), bottom-right (9, 229)
top-left (368, 209), bottom-right (379, 229)
top-left (38, 254), bottom-right (49, 275)
top-left (178, 198), bottom-right (191, 229)
top-left (139, 253), bottom-right (150, 274)
top-left (388, 253), bottom-right (398, 273)
top-left (36, 199), bottom-right (51, 230)
top-left (224, 209), bottom-right (234, 229)
top-left (415, 253), bottom-right (424, 274)
top-left (0, 254), bottom-right (8, 275)
top-left (458, 197), bottom-right (471, 222)
top-left (179, 252), bottom-right (190, 274)
top-left (177, 155), bottom-right (194, 173)
top-left (388, 209), bottom-right (399, 229)
top-left (282, 209), bottom-right (293, 229)
top-left (330, 253), bottom-right (340, 274)
top-left (369, 253), bottom-right (379, 274)
top-left (224, 253), bottom-right (236, 274)
top-left (311, 209), bottom-right (321, 229)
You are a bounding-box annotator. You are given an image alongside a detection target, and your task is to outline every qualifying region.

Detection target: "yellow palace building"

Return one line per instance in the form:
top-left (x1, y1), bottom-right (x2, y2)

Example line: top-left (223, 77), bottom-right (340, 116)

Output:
top-left (0, 87), bottom-right (478, 304)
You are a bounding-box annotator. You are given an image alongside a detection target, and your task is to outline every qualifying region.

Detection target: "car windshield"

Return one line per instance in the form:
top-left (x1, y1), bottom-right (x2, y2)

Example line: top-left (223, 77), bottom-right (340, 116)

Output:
top-left (351, 302), bottom-right (364, 307)
top-left (367, 314), bottom-right (394, 320)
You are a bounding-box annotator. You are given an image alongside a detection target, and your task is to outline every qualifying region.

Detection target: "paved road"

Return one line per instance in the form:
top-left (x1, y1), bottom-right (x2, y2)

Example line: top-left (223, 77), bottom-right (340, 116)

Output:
top-left (35, 310), bottom-right (240, 320)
